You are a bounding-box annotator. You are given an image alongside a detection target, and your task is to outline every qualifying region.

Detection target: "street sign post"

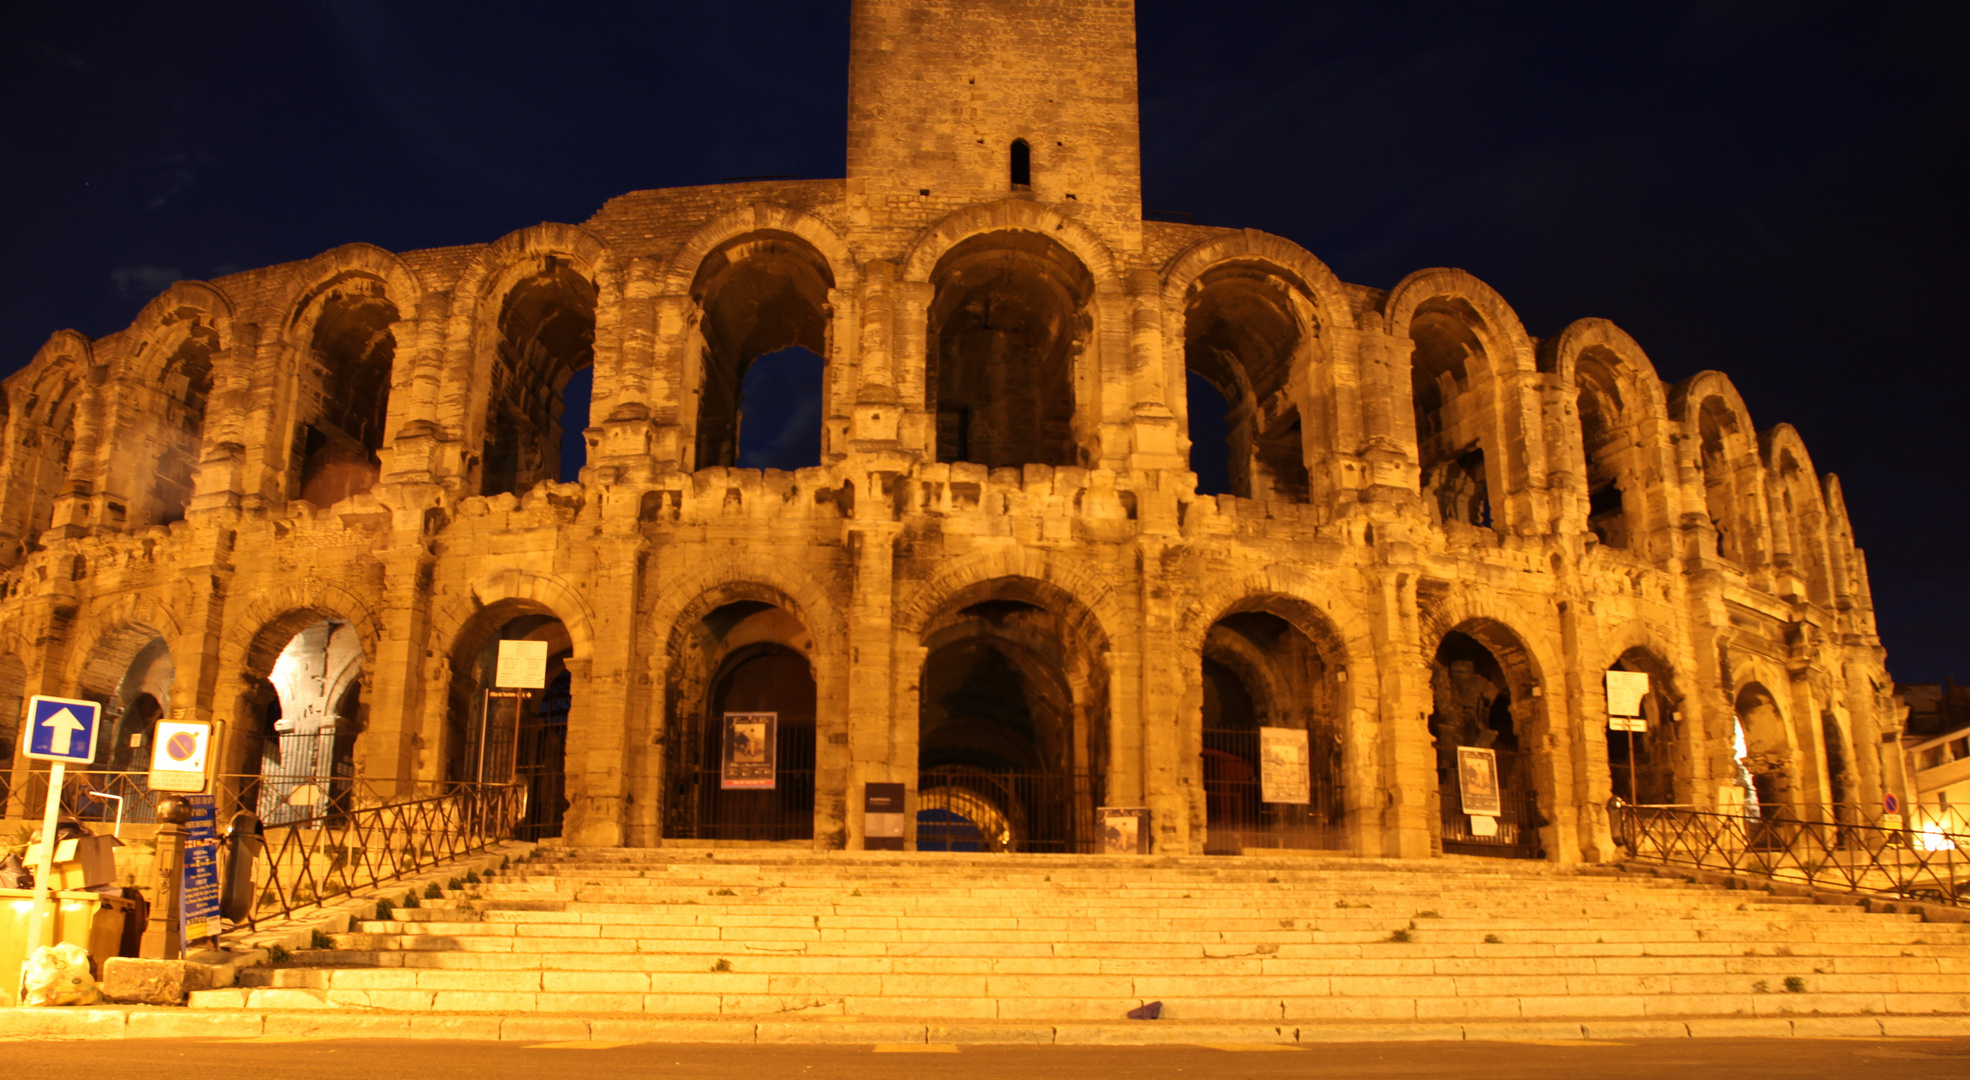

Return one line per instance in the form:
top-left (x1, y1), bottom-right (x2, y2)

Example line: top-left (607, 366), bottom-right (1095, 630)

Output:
top-left (21, 694), bottom-right (103, 979)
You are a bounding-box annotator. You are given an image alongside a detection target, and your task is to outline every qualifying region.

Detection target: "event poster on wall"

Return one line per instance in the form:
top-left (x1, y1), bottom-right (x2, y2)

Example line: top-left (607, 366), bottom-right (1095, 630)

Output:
top-left (721, 712), bottom-right (777, 789)
top-left (1457, 746), bottom-right (1503, 818)
top-left (1259, 726), bottom-right (1311, 804)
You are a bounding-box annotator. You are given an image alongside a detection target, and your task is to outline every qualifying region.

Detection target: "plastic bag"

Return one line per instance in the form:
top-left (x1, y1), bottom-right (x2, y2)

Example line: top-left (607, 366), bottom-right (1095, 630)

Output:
top-left (20, 942), bottom-right (103, 1007)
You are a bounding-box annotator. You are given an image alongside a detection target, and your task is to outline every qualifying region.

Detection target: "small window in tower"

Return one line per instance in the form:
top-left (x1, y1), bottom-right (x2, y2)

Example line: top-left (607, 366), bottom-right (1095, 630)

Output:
top-left (1010, 139), bottom-right (1031, 187)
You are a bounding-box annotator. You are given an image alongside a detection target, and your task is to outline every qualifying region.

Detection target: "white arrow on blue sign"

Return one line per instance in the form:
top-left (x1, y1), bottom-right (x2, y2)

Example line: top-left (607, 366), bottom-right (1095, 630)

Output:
top-left (23, 694), bottom-right (102, 764)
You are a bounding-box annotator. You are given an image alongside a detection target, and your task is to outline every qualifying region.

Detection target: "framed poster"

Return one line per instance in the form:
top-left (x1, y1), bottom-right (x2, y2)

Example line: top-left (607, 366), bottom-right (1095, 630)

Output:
top-left (1259, 727), bottom-right (1311, 805)
top-left (1099, 807), bottom-right (1150, 854)
top-left (720, 711), bottom-right (777, 790)
top-left (1457, 746), bottom-right (1503, 818)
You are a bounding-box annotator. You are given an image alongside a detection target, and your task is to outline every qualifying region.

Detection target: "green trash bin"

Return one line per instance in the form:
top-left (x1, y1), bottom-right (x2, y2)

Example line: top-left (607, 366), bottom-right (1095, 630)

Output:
top-left (0, 888), bottom-right (135, 1006)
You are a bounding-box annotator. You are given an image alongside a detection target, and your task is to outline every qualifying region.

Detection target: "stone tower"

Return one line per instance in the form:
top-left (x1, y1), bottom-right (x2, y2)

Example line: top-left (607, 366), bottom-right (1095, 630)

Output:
top-left (846, 0), bottom-right (1143, 251)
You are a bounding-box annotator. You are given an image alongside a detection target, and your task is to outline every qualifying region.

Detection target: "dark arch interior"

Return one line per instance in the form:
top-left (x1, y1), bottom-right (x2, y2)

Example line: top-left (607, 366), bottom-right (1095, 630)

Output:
top-left (927, 231), bottom-right (1091, 470)
top-left (446, 611), bottom-right (574, 838)
top-left (1184, 264), bottom-right (1309, 502)
top-left (297, 278), bottom-right (397, 506)
top-left (1429, 628), bottom-right (1544, 858)
top-left (1697, 397), bottom-right (1742, 561)
top-left (151, 318), bottom-right (218, 525)
top-left (734, 346), bottom-right (826, 471)
top-left (693, 233), bottom-right (832, 470)
top-left (1605, 650), bottom-right (1679, 805)
top-left (1576, 350), bottom-right (1629, 549)
top-left (1410, 301), bottom-right (1492, 528)
top-left (482, 258), bottom-right (598, 495)
top-left (1199, 607), bottom-right (1344, 851)
top-left (1734, 682), bottom-right (1790, 818)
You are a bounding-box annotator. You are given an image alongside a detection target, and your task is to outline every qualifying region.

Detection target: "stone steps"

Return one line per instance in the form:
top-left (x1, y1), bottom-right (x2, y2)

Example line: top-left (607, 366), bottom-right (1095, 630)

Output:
top-left (191, 848), bottom-right (1970, 1024)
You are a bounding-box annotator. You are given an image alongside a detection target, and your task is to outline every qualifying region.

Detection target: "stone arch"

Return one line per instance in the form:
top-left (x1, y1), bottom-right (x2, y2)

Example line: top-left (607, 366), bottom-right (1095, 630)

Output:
top-left (909, 562), bottom-right (1119, 853)
top-left (1182, 583), bottom-right (1361, 853)
top-left (1416, 594), bottom-right (1560, 859)
top-left (1161, 238), bottom-right (1342, 504)
top-left (275, 245), bottom-right (423, 506)
top-left (662, 204), bottom-right (858, 296)
top-left (0, 332), bottom-right (94, 560)
top-left (1671, 371), bottom-right (1767, 569)
top-left (896, 546), bottom-right (1131, 655)
top-left (67, 593), bottom-right (183, 704)
top-left (679, 227), bottom-right (839, 471)
top-left (922, 228), bottom-right (1097, 469)
top-left (1733, 679), bottom-right (1794, 817)
top-left (121, 281), bottom-right (235, 527)
top-left (1761, 424), bottom-right (1834, 606)
top-left (1547, 318), bottom-right (1674, 557)
top-left (1821, 474), bottom-right (1864, 609)
top-left (1384, 269), bottom-right (1537, 533)
top-left (428, 568), bottom-right (599, 665)
top-left (900, 201), bottom-right (1119, 287)
top-left (654, 572), bottom-right (833, 844)
top-left (1597, 634), bottom-right (1691, 806)
top-left (451, 225), bottom-right (610, 494)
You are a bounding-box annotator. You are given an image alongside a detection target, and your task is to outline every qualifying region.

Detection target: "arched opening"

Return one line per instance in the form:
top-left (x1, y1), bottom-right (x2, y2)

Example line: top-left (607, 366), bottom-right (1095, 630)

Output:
top-left (1575, 350), bottom-right (1631, 549)
top-left (1427, 626), bottom-right (1546, 859)
top-left (1604, 649), bottom-right (1683, 805)
top-left (5, 371), bottom-right (82, 557)
top-left (734, 347), bottom-right (826, 470)
top-left (72, 628), bottom-right (172, 822)
top-left (1734, 682), bottom-right (1791, 821)
top-left (1775, 451), bottom-right (1831, 605)
top-left (148, 319), bottom-right (218, 525)
top-left (1410, 301), bottom-right (1495, 529)
top-left (1198, 603), bottom-right (1346, 852)
top-left (1821, 711), bottom-right (1854, 821)
top-left (481, 258), bottom-right (598, 494)
top-left (926, 232), bottom-right (1091, 470)
top-left (1010, 139), bottom-right (1032, 187)
top-left (1697, 397), bottom-right (1747, 563)
top-left (917, 584), bottom-right (1109, 853)
top-left (445, 607), bottom-right (574, 840)
top-left (293, 278), bottom-right (397, 505)
top-left (1186, 372), bottom-right (1234, 496)
top-left (663, 598), bottom-right (818, 841)
top-left (235, 618), bottom-right (364, 825)
top-left (691, 233), bottom-right (833, 470)
top-left (1183, 263), bottom-right (1311, 502)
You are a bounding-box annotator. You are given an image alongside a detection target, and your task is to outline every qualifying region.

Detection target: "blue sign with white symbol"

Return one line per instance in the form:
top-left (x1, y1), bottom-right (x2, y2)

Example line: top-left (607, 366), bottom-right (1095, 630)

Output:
top-left (24, 694), bottom-right (102, 764)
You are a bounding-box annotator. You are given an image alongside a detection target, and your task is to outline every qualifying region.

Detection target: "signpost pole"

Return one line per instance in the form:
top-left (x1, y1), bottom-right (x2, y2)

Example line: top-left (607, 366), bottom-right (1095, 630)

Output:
top-left (476, 687), bottom-right (492, 787)
top-left (1627, 729), bottom-right (1639, 806)
top-left (25, 761), bottom-right (65, 955)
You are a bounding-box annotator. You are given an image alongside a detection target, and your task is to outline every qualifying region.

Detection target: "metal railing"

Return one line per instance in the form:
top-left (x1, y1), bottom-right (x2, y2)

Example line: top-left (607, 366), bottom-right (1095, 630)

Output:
top-left (247, 782), bottom-right (525, 924)
top-left (2, 769), bottom-right (460, 828)
top-left (1613, 802), bottom-right (1968, 906)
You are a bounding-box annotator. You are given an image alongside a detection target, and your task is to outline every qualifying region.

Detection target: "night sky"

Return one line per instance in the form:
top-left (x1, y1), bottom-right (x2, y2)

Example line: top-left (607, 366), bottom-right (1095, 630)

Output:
top-left (4, 2), bottom-right (1964, 682)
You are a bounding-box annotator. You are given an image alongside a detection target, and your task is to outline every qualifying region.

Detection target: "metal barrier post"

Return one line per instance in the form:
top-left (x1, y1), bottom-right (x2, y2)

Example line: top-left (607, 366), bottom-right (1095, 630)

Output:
top-left (140, 795), bottom-right (193, 959)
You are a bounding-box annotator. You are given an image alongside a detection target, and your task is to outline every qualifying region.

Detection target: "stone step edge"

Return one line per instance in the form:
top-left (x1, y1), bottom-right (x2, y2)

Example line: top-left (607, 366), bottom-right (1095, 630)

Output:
top-left (4, 1008), bottom-right (1965, 1044)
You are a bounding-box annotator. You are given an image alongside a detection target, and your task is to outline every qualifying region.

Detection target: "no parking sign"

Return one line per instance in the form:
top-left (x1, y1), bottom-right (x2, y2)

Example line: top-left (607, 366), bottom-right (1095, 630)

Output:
top-left (148, 720), bottom-right (211, 793)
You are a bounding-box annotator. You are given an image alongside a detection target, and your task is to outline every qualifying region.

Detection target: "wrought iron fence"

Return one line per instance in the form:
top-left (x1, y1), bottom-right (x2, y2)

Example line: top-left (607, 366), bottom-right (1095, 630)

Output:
top-left (669, 767), bottom-right (818, 842)
top-left (917, 766), bottom-right (1097, 854)
top-left (247, 782), bottom-right (525, 924)
top-left (2, 769), bottom-right (454, 829)
top-left (1613, 802), bottom-right (1968, 907)
top-left (1201, 733), bottom-right (1348, 853)
top-left (1440, 747), bottom-right (1544, 859)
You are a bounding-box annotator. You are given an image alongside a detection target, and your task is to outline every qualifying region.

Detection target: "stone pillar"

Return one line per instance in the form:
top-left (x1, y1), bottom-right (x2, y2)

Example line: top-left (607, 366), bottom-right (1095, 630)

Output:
top-left (844, 519), bottom-right (902, 849)
top-left (1371, 565), bottom-right (1434, 858)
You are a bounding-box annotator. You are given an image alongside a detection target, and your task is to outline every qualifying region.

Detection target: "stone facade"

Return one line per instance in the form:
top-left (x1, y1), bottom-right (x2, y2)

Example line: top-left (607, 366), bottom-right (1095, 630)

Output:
top-left (0, 0), bottom-right (1902, 862)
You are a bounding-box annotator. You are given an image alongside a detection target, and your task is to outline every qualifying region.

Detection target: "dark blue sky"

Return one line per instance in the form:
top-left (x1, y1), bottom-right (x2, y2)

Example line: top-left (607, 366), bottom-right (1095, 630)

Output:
top-left (3, 1), bottom-right (1964, 681)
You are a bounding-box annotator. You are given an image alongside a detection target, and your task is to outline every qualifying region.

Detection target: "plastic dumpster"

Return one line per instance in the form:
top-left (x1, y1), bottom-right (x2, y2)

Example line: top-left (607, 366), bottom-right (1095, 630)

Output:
top-left (0, 888), bottom-right (138, 1006)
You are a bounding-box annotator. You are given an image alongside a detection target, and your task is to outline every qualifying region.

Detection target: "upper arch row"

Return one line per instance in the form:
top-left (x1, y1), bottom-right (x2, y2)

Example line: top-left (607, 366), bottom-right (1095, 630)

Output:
top-left (0, 197), bottom-right (1853, 592)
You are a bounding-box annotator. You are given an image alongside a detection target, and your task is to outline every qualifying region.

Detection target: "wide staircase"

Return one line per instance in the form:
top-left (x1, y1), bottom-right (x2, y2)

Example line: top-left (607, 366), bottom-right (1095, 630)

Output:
top-left (198, 847), bottom-right (1970, 1033)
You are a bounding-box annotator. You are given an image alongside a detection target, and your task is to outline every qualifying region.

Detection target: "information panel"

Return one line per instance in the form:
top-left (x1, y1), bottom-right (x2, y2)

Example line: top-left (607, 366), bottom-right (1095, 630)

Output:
top-left (720, 712), bottom-right (777, 790)
top-left (1258, 727), bottom-right (1311, 804)
top-left (180, 794), bottom-right (223, 948)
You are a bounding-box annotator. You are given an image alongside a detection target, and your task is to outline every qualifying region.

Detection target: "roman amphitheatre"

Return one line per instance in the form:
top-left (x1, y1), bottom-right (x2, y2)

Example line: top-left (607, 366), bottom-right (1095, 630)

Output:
top-left (0, 0), bottom-right (1899, 870)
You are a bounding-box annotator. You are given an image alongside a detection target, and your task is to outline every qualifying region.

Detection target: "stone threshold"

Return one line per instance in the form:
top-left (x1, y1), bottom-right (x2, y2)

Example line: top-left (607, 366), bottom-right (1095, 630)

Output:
top-left (1, 1009), bottom-right (1964, 1044)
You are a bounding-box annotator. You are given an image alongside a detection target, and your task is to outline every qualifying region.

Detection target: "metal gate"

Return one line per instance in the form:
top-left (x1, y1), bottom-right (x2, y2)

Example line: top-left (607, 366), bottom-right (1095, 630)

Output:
top-left (1440, 746), bottom-right (1543, 859)
top-left (916, 765), bottom-right (1096, 854)
top-left (1201, 729), bottom-right (1347, 852)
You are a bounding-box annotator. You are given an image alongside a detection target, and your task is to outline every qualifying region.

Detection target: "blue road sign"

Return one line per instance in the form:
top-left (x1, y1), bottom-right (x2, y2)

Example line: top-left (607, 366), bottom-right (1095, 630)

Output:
top-left (23, 694), bottom-right (101, 764)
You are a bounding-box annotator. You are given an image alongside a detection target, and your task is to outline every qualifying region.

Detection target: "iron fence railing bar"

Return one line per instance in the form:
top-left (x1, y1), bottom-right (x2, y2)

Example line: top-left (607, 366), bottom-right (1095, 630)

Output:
top-left (1613, 802), bottom-right (1967, 907)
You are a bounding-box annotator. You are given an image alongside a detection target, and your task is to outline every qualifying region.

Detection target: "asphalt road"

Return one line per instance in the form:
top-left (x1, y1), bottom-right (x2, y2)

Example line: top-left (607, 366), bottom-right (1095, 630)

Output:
top-left (6, 1037), bottom-right (1969, 1080)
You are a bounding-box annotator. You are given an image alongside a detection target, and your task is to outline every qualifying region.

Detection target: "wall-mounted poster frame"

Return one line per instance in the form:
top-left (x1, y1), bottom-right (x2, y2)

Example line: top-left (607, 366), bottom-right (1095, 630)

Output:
top-left (1456, 746), bottom-right (1503, 818)
top-left (721, 711), bottom-right (777, 789)
top-left (1258, 726), bottom-right (1311, 804)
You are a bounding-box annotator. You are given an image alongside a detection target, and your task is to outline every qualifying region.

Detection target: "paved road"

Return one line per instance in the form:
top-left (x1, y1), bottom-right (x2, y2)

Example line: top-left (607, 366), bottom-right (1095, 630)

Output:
top-left (8, 1037), bottom-right (1969, 1079)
